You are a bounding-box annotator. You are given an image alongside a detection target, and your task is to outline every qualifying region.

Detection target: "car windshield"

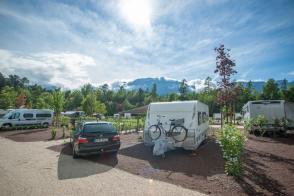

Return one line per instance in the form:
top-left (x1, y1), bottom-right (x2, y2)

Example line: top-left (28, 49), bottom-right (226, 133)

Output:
top-left (83, 123), bottom-right (116, 133)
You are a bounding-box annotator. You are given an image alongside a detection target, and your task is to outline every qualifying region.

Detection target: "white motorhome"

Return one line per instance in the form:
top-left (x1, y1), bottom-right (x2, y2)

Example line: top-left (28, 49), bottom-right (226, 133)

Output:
top-left (242, 100), bottom-right (294, 129)
top-left (0, 109), bottom-right (54, 129)
top-left (144, 101), bottom-right (209, 150)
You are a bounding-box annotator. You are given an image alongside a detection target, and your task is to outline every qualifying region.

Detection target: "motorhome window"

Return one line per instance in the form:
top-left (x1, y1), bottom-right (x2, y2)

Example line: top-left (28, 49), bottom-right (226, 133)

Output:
top-left (202, 112), bottom-right (207, 123)
top-left (198, 112), bottom-right (202, 125)
top-left (9, 112), bottom-right (20, 119)
top-left (36, 113), bottom-right (52, 118)
top-left (23, 113), bottom-right (34, 119)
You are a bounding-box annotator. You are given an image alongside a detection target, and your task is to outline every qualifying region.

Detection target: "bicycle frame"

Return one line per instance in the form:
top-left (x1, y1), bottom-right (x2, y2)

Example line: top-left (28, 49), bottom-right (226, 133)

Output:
top-left (155, 116), bottom-right (173, 136)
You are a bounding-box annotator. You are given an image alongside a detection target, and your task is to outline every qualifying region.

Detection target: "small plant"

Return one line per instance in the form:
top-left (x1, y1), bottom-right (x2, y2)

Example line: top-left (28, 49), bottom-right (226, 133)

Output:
top-left (217, 124), bottom-right (246, 176)
top-left (254, 115), bottom-right (268, 136)
top-left (244, 118), bottom-right (254, 134)
top-left (51, 127), bottom-right (57, 140)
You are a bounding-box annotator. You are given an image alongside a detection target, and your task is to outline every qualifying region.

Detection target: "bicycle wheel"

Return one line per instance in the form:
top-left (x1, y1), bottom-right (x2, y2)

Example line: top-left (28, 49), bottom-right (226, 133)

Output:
top-left (171, 126), bottom-right (187, 142)
top-left (148, 125), bottom-right (161, 140)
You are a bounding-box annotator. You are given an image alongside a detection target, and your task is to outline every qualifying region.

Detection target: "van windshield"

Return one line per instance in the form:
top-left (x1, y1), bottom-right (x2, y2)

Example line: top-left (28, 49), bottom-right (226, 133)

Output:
top-left (1, 111), bottom-right (12, 119)
top-left (83, 123), bottom-right (116, 133)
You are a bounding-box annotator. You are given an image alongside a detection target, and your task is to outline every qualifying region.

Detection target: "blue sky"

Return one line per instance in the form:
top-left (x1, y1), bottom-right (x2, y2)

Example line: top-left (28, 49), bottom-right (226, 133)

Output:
top-left (0, 0), bottom-right (293, 88)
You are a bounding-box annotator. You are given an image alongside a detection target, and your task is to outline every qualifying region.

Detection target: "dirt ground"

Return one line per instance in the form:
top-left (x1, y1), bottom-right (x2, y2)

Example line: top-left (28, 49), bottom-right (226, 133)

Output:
top-left (1, 128), bottom-right (294, 195)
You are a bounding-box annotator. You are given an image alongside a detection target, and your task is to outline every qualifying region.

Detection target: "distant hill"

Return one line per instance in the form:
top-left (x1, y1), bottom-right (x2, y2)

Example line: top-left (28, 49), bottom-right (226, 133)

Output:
top-left (107, 77), bottom-right (294, 95)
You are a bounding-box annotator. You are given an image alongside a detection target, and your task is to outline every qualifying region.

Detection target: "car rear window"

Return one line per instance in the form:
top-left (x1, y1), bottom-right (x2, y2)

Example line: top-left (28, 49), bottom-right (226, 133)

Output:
top-left (83, 123), bottom-right (116, 133)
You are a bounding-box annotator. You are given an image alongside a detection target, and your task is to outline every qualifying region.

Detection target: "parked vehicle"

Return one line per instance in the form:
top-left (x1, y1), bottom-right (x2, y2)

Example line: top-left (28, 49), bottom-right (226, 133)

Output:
top-left (0, 109), bottom-right (53, 129)
top-left (61, 111), bottom-right (85, 118)
top-left (70, 121), bottom-right (120, 159)
top-left (242, 100), bottom-right (294, 131)
top-left (144, 101), bottom-right (209, 150)
top-left (213, 113), bottom-right (221, 124)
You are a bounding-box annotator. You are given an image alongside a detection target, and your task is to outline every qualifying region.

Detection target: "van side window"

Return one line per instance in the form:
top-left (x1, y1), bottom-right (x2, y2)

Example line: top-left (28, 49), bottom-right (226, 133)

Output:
top-left (36, 113), bottom-right (52, 118)
top-left (198, 112), bottom-right (202, 125)
top-left (23, 113), bottom-right (34, 120)
top-left (9, 113), bottom-right (20, 119)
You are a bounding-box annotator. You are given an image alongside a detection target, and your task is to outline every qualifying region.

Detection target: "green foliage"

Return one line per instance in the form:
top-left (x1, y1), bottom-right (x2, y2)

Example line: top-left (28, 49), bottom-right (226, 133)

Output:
top-left (82, 93), bottom-right (107, 115)
top-left (217, 125), bottom-right (246, 176)
top-left (60, 116), bottom-right (70, 126)
top-left (51, 127), bottom-right (57, 140)
top-left (0, 86), bottom-right (17, 109)
top-left (254, 115), bottom-right (268, 136)
top-left (262, 79), bottom-right (280, 100)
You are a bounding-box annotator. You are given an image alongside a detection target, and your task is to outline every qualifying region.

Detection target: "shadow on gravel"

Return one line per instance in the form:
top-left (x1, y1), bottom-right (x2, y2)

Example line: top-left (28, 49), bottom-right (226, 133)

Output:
top-left (47, 143), bottom-right (118, 180)
top-left (0, 128), bottom-right (69, 142)
top-left (237, 149), bottom-right (290, 195)
top-left (118, 138), bottom-right (225, 177)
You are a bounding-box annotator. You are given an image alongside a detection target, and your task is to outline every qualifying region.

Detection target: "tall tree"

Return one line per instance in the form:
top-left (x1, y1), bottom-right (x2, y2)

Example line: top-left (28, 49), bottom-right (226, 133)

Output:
top-left (214, 44), bottom-right (237, 123)
top-left (151, 83), bottom-right (157, 101)
top-left (52, 90), bottom-right (65, 125)
top-left (262, 79), bottom-right (280, 100)
top-left (179, 79), bottom-right (188, 100)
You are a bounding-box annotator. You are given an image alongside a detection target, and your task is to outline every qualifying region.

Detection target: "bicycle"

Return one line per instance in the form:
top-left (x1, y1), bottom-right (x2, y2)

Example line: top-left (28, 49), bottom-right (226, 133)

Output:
top-left (148, 115), bottom-right (188, 142)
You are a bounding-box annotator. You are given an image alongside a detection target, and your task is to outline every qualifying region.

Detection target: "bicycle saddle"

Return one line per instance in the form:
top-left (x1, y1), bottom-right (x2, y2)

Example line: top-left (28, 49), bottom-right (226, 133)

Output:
top-left (169, 119), bottom-right (175, 121)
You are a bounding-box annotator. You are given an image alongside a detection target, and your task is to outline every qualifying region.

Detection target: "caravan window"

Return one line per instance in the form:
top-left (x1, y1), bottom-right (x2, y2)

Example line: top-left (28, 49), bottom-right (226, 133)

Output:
top-left (198, 112), bottom-right (202, 125)
top-left (202, 112), bottom-right (207, 123)
top-left (23, 113), bottom-right (34, 120)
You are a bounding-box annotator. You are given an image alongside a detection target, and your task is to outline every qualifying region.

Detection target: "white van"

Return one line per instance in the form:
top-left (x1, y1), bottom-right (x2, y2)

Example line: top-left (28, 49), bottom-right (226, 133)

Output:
top-left (242, 100), bottom-right (294, 129)
top-left (144, 101), bottom-right (209, 150)
top-left (0, 109), bottom-right (54, 129)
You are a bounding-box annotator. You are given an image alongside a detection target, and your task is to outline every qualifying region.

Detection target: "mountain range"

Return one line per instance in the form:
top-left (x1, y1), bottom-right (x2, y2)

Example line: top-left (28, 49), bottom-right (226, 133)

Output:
top-left (106, 77), bottom-right (294, 96)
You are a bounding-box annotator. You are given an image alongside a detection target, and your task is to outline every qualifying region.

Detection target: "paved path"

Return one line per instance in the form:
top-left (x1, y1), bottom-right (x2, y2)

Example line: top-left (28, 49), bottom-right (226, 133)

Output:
top-left (0, 136), bottom-right (205, 196)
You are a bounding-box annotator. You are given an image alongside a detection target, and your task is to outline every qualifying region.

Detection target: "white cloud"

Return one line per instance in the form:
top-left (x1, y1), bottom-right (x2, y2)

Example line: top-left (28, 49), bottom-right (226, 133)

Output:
top-left (0, 49), bottom-right (96, 89)
top-left (289, 71), bottom-right (294, 76)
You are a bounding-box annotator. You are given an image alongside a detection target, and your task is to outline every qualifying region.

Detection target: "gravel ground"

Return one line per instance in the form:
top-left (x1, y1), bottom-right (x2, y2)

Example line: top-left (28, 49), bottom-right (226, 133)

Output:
top-left (1, 128), bottom-right (293, 195)
top-left (0, 135), bottom-right (205, 196)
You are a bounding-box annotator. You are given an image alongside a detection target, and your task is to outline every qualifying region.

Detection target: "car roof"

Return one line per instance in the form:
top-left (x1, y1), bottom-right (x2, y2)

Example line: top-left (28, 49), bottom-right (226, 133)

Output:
top-left (82, 121), bottom-right (112, 125)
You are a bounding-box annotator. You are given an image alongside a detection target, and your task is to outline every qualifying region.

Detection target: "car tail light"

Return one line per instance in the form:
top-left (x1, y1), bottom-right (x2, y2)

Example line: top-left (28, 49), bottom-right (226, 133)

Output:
top-left (112, 135), bottom-right (120, 141)
top-left (77, 136), bottom-right (88, 144)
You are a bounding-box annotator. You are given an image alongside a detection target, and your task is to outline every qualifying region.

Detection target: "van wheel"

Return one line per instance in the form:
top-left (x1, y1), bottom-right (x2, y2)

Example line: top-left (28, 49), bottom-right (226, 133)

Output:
top-left (43, 123), bottom-right (49, 128)
top-left (3, 124), bottom-right (12, 129)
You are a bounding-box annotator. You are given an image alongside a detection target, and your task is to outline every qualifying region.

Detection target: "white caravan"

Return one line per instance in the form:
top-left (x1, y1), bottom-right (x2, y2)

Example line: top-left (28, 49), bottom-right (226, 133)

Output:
top-left (242, 100), bottom-right (294, 129)
top-left (0, 109), bottom-right (54, 128)
top-left (144, 101), bottom-right (209, 150)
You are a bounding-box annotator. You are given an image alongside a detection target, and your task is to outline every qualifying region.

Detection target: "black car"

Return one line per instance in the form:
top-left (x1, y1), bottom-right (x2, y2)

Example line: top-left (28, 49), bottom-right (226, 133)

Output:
top-left (70, 121), bottom-right (120, 159)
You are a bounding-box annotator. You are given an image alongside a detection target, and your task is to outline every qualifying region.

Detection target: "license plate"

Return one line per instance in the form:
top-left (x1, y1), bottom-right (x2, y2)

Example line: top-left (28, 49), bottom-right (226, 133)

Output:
top-left (95, 138), bottom-right (108, 143)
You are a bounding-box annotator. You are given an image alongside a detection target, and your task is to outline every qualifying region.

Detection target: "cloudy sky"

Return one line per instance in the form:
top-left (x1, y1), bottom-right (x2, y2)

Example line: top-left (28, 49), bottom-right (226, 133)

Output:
top-left (0, 0), bottom-right (293, 88)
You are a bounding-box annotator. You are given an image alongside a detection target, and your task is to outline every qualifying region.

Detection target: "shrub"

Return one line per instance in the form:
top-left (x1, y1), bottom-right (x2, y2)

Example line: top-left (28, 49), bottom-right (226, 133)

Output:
top-left (217, 124), bottom-right (246, 176)
top-left (51, 127), bottom-right (57, 140)
top-left (244, 118), bottom-right (254, 133)
top-left (254, 115), bottom-right (268, 136)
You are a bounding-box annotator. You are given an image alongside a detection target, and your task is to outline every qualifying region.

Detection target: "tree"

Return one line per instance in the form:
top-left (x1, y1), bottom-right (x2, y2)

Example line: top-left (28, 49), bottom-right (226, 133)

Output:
top-left (81, 83), bottom-right (95, 98)
top-left (82, 93), bottom-right (106, 115)
top-left (151, 83), bottom-right (157, 101)
top-left (0, 72), bottom-right (6, 90)
top-left (214, 44), bottom-right (237, 124)
top-left (262, 79), bottom-right (280, 100)
top-left (0, 86), bottom-right (17, 109)
top-left (52, 90), bottom-right (65, 125)
top-left (15, 92), bottom-right (27, 108)
top-left (179, 79), bottom-right (188, 100)
top-left (204, 76), bottom-right (215, 93)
